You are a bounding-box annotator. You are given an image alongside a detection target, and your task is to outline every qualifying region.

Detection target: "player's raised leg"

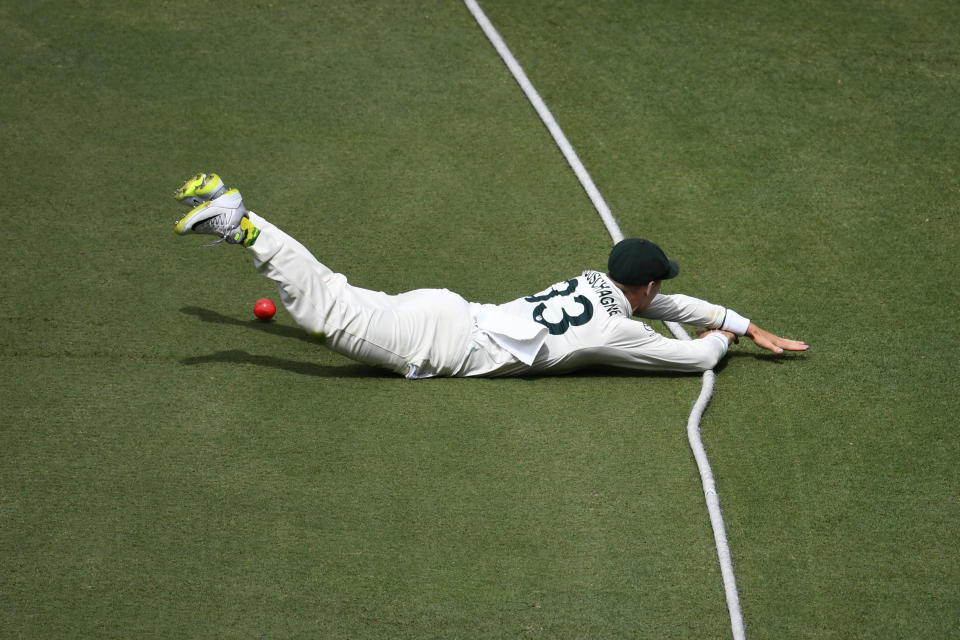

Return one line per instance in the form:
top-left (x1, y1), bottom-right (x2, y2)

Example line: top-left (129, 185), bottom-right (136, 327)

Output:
top-left (170, 174), bottom-right (413, 374)
top-left (242, 214), bottom-right (473, 377)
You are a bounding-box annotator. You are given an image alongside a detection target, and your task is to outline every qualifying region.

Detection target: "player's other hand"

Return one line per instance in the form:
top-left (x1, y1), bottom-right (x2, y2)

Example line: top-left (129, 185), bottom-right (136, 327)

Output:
top-left (746, 323), bottom-right (809, 354)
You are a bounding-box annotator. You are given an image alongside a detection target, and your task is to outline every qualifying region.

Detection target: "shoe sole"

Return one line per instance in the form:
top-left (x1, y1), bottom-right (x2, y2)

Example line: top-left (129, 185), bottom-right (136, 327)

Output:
top-left (173, 200), bottom-right (215, 235)
top-left (173, 189), bottom-right (245, 236)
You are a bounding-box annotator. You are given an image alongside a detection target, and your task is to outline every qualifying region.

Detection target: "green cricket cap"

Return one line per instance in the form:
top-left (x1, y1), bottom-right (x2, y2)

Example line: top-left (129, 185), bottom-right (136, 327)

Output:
top-left (607, 238), bottom-right (680, 285)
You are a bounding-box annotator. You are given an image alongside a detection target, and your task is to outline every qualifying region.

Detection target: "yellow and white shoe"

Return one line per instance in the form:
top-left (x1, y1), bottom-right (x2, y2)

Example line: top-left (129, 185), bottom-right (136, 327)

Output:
top-left (173, 173), bottom-right (227, 208)
top-left (173, 188), bottom-right (260, 247)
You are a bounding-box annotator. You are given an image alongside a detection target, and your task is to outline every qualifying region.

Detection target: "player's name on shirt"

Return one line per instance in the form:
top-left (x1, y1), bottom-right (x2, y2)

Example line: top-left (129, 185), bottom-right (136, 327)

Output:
top-left (583, 270), bottom-right (625, 318)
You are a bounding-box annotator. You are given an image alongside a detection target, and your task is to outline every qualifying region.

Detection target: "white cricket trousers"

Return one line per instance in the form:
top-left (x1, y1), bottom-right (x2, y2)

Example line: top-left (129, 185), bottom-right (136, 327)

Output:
top-left (244, 212), bottom-right (476, 378)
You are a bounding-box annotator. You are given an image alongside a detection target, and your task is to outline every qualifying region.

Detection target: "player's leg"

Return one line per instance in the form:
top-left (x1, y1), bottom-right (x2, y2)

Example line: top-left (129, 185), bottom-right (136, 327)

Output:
top-left (245, 213), bottom-right (474, 377)
top-left (171, 174), bottom-right (471, 376)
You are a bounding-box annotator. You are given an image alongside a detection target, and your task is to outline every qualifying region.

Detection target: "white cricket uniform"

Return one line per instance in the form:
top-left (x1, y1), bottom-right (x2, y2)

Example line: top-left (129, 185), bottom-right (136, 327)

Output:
top-left (246, 213), bottom-right (734, 379)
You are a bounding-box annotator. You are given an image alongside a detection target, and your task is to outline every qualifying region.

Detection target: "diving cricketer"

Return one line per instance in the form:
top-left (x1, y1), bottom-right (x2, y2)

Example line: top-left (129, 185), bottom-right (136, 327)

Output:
top-left (172, 173), bottom-right (808, 378)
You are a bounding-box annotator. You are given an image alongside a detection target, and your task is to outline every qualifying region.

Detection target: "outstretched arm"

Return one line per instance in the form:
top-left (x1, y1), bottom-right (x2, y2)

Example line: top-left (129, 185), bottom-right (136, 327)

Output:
top-left (645, 293), bottom-right (808, 354)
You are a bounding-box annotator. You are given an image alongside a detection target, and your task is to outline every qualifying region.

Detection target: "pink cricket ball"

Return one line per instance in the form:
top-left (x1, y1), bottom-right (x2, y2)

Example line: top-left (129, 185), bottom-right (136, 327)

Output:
top-left (254, 298), bottom-right (276, 321)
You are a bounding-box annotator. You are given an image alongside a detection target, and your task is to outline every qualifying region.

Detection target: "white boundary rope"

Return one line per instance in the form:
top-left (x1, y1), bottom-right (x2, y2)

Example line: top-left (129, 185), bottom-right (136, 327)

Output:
top-left (463, 2), bottom-right (746, 638)
top-left (463, 0), bottom-right (624, 244)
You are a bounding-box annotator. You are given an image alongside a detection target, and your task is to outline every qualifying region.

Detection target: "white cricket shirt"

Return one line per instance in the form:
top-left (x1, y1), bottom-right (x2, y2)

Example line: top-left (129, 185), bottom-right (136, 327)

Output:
top-left (458, 270), bottom-right (731, 377)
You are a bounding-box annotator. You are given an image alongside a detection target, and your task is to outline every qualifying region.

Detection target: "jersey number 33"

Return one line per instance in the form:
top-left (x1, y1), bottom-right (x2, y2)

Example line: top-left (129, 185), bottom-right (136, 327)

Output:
top-left (524, 279), bottom-right (595, 335)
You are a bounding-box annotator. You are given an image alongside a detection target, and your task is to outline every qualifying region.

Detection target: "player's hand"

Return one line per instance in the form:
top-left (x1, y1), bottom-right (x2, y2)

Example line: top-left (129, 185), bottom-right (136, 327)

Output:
top-left (745, 323), bottom-right (808, 354)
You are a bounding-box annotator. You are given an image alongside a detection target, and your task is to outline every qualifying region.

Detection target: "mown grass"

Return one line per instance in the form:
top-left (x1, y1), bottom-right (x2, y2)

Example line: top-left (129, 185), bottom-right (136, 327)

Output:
top-left (1, 1), bottom-right (957, 637)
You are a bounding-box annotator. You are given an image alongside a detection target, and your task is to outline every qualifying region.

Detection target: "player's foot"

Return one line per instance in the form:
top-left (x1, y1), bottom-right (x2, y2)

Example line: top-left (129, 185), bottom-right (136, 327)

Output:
top-left (173, 189), bottom-right (260, 247)
top-left (174, 173), bottom-right (227, 208)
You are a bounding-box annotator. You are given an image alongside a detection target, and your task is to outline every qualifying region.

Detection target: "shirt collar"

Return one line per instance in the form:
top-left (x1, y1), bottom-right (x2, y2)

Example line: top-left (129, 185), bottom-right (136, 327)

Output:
top-left (581, 270), bottom-right (631, 316)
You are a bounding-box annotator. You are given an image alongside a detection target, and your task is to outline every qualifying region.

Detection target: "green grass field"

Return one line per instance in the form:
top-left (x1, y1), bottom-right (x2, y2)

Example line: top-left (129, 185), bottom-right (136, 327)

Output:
top-left (2, 1), bottom-right (958, 637)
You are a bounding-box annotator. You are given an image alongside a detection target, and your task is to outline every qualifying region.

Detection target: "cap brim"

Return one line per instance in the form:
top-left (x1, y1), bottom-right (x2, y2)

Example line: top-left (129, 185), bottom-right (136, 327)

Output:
top-left (664, 259), bottom-right (680, 279)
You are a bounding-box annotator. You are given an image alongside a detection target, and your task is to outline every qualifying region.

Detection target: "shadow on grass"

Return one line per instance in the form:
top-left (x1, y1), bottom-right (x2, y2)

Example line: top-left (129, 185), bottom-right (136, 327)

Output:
top-left (180, 350), bottom-right (392, 378)
top-left (566, 349), bottom-right (806, 379)
top-left (180, 348), bottom-right (805, 381)
top-left (178, 306), bottom-right (394, 378)
top-left (180, 306), bottom-right (317, 345)
top-left (178, 306), bottom-right (806, 380)
top-left (712, 349), bottom-right (809, 375)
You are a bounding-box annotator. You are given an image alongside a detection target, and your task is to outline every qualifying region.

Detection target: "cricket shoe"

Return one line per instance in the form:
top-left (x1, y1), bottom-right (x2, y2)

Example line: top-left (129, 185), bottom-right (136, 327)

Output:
top-left (173, 189), bottom-right (260, 247)
top-left (173, 173), bottom-right (227, 208)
